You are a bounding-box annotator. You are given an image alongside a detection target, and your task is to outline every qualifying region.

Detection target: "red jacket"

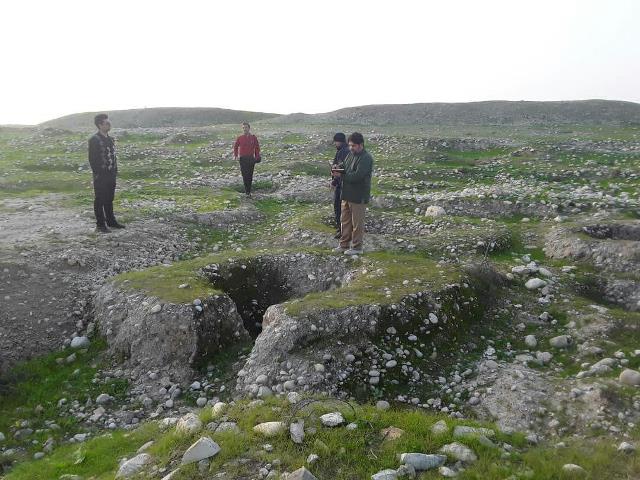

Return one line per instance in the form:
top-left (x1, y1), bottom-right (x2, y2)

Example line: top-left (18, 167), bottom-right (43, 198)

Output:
top-left (233, 134), bottom-right (260, 158)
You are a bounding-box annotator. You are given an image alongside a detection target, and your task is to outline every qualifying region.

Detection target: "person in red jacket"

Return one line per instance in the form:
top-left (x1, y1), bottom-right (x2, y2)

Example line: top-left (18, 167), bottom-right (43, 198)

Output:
top-left (233, 122), bottom-right (261, 196)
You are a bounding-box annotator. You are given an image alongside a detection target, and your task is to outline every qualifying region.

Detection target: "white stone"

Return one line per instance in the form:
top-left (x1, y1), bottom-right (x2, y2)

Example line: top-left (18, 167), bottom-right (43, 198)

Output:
top-left (425, 205), bottom-right (446, 217)
top-left (150, 304), bottom-right (162, 314)
top-left (320, 412), bottom-right (344, 427)
top-left (439, 442), bottom-right (477, 463)
top-left (70, 336), bottom-right (90, 349)
top-left (431, 420), bottom-right (448, 435)
top-left (562, 464), bottom-right (586, 476)
top-left (211, 402), bottom-right (227, 417)
top-left (290, 420), bottom-right (305, 444)
top-left (618, 441), bottom-right (635, 453)
top-left (95, 393), bottom-right (111, 405)
top-left (399, 453), bottom-right (446, 470)
top-left (176, 413), bottom-right (202, 435)
top-left (253, 422), bottom-right (287, 436)
top-left (376, 400), bottom-right (390, 410)
top-left (371, 469), bottom-right (398, 480)
top-left (287, 466), bottom-right (319, 480)
top-left (549, 335), bottom-right (572, 349)
top-left (525, 278), bottom-right (547, 290)
top-left (116, 454), bottom-right (152, 478)
top-left (524, 335), bottom-right (537, 348)
top-left (181, 437), bottom-right (221, 465)
top-left (453, 426), bottom-right (495, 438)
top-left (619, 369), bottom-right (640, 386)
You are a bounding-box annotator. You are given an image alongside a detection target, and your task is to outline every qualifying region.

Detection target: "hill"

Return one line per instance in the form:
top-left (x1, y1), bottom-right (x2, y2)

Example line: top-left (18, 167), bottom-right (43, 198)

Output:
top-left (39, 107), bottom-right (281, 130)
top-left (269, 100), bottom-right (640, 126)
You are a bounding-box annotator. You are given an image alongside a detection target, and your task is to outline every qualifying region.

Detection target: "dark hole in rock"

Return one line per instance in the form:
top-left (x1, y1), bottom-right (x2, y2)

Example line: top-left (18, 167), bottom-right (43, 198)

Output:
top-left (582, 224), bottom-right (640, 241)
top-left (201, 254), bottom-right (345, 338)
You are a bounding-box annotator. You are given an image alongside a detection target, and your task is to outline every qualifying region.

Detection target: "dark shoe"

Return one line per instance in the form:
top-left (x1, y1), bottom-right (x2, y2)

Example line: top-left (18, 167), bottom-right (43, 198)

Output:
top-left (96, 225), bottom-right (111, 234)
top-left (107, 222), bottom-right (125, 229)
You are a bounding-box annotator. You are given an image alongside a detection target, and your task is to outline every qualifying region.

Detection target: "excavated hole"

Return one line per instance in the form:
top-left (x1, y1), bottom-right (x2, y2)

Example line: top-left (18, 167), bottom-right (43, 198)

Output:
top-left (201, 254), bottom-right (346, 338)
top-left (582, 224), bottom-right (640, 241)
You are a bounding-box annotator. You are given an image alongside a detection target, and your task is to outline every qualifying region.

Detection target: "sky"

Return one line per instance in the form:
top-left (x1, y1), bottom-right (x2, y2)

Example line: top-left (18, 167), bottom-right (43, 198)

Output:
top-left (0, 0), bottom-right (639, 125)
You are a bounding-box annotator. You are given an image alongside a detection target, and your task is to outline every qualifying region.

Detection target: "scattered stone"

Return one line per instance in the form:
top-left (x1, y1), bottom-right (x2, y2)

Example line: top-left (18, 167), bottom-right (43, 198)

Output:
top-left (619, 369), bottom-right (640, 386)
top-left (70, 336), bottom-right (90, 349)
top-left (287, 466), bottom-right (318, 480)
top-left (425, 205), bottom-right (446, 217)
top-left (431, 420), bottom-right (448, 435)
top-left (562, 464), bottom-right (587, 476)
top-left (549, 335), bottom-right (572, 349)
top-left (453, 426), bottom-right (495, 438)
top-left (290, 420), bottom-right (305, 444)
top-left (439, 443), bottom-right (477, 463)
top-left (211, 401), bottom-right (227, 417)
top-left (525, 278), bottom-right (547, 290)
top-left (524, 335), bottom-right (537, 348)
top-left (176, 413), bottom-right (203, 435)
top-left (253, 422), bottom-right (287, 437)
top-left (376, 400), bottom-right (390, 410)
top-left (95, 393), bottom-right (111, 405)
top-left (150, 304), bottom-right (162, 314)
top-left (320, 412), bottom-right (344, 427)
top-left (617, 441), bottom-right (635, 453)
top-left (116, 454), bottom-right (152, 478)
top-left (395, 463), bottom-right (416, 479)
top-left (381, 426), bottom-right (405, 442)
top-left (439, 466), bottom-right (458, 477)
top-left (399, 453), bottom-right (446, 470)
top-left (372, 469), bottom-right (398, 480)
top-left (181, 437), bottom-right (221, 465)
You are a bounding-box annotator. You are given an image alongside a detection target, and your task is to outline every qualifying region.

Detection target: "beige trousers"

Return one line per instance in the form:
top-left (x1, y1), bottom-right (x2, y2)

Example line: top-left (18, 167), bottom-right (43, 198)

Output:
top-left (340, 200), bottom-right (366, 249)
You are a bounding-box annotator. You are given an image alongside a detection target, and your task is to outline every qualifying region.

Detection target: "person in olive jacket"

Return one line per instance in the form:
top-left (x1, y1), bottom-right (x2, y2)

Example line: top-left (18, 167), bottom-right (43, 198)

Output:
top-left (332, 132), bottom-right (373, 255)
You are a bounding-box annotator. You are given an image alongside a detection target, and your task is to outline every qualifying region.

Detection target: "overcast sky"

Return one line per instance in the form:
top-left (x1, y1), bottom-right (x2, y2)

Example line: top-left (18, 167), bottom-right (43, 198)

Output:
top-left (1, 0), bottom-right (639, 125)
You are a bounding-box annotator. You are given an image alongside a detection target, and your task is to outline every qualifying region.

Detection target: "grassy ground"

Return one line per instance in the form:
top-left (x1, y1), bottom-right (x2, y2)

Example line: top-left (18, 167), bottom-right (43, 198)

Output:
top-left (3, 396), bottom-right (638, 479)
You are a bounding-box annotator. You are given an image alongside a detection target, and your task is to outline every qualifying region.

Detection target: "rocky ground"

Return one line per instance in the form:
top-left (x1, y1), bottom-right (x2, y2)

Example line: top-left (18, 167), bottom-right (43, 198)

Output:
top-left (0, 121), bottom-right (639, 479)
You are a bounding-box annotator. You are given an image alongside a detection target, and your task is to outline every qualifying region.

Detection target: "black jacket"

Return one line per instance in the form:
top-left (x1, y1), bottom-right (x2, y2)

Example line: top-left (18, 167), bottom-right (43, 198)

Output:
top-left (331, 143), bottom-right (349, 187)
top-left (88, 132), bottom-right (117, 179)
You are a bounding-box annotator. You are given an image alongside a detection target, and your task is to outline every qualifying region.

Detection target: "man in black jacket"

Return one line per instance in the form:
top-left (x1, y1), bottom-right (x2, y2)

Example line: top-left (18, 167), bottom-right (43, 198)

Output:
top-left (330, 132), bottom-right (349, 239)
top-left (88, 114), bottom-right (124, 233)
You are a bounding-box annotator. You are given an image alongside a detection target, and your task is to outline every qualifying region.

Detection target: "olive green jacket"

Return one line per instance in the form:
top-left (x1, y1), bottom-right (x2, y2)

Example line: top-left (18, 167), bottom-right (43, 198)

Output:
top-left (341, 149), bottom-right (373, 204)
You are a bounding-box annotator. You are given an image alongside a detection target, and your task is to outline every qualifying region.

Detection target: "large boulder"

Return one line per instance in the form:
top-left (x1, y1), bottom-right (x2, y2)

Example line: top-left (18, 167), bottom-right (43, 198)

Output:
top-left (94, 282), bottom-right (250, 381)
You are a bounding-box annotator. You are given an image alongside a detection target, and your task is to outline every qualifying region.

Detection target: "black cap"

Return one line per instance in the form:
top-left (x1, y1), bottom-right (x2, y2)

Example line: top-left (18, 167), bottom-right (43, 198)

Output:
top-left (333, 132), bottom-right (346, 143)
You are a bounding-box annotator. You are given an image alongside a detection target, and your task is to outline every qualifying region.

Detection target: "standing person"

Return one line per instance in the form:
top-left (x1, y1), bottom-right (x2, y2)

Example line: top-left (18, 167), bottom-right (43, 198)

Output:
top-left (233, 122), bottom-right (260, 197)
top-left (330, 132), bottom-right (349, 239)
top-left (88, 114), bottom-right (124, 233)
top-left (333, 132), bottom-right (373, 255)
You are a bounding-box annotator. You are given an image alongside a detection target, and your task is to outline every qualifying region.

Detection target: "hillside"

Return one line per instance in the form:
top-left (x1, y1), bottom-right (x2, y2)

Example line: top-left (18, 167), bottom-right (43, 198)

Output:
top-left (269, 100), bottom-right (640, 126)
top-left (39, 107), bottom-right (281, 130)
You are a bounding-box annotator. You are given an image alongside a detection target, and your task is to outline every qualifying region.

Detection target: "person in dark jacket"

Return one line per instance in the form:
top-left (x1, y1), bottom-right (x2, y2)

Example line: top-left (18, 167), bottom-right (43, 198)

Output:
top-left (332, 132), bottom-right (373, 255)
top-left (88, 114), bottom-right (124, 233)
top-left (330, 132), bottom-right (349, 239)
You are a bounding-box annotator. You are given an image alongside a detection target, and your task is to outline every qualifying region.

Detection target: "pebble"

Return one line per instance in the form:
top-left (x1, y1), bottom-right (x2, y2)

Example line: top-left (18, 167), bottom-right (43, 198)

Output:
top-left (562, 464), bottom-right (586, 476)
top-left (150, 304), bottom-right (162, 314)
top-left (181, 437), bottom-right (221, 465)
top-left (549, 335), bottom-right (572, 349)
top-left (619, 369), bottom-right (640, 386)
top-left (371, 469), bottom-right (398, 480)
top-left (70, 336), bottom-right (90, 349)
top-left (617, 441), bottom-right (635, 453)
top-left (376, 400), bottom-right (390, 410)
top-left (253, 422), bottom-right (287, 437)
top-left (400, 453), bottom-right (446, 470)
top-left (525, 278), bottom-right (547, 290)
top-left (439, 442), bottom-right (477, 463)
top-left (524, 335), bottom-right (537, 348)
top-left (116, 454), bottom-right (152, 478)
top-left (320, 412), bottom-right (344, 427)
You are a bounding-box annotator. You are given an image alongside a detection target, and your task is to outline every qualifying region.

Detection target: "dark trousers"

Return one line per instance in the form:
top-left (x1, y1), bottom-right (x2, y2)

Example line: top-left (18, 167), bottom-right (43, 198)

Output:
top-left (239, 156), bottom-right (255, 194)
top-left (93, 175), bottom-right (116, 226)
top-left (333, 186), bottom-right (342, 230)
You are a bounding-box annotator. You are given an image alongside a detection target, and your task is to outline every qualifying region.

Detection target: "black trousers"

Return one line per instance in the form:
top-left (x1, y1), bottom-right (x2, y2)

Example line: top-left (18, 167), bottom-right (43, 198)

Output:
top-left (334, 186), bottom-right (342, 229)
top-left (239, 156), bottom-right (256, 194)
top-left (93, 175), bottom-right (116, 226)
